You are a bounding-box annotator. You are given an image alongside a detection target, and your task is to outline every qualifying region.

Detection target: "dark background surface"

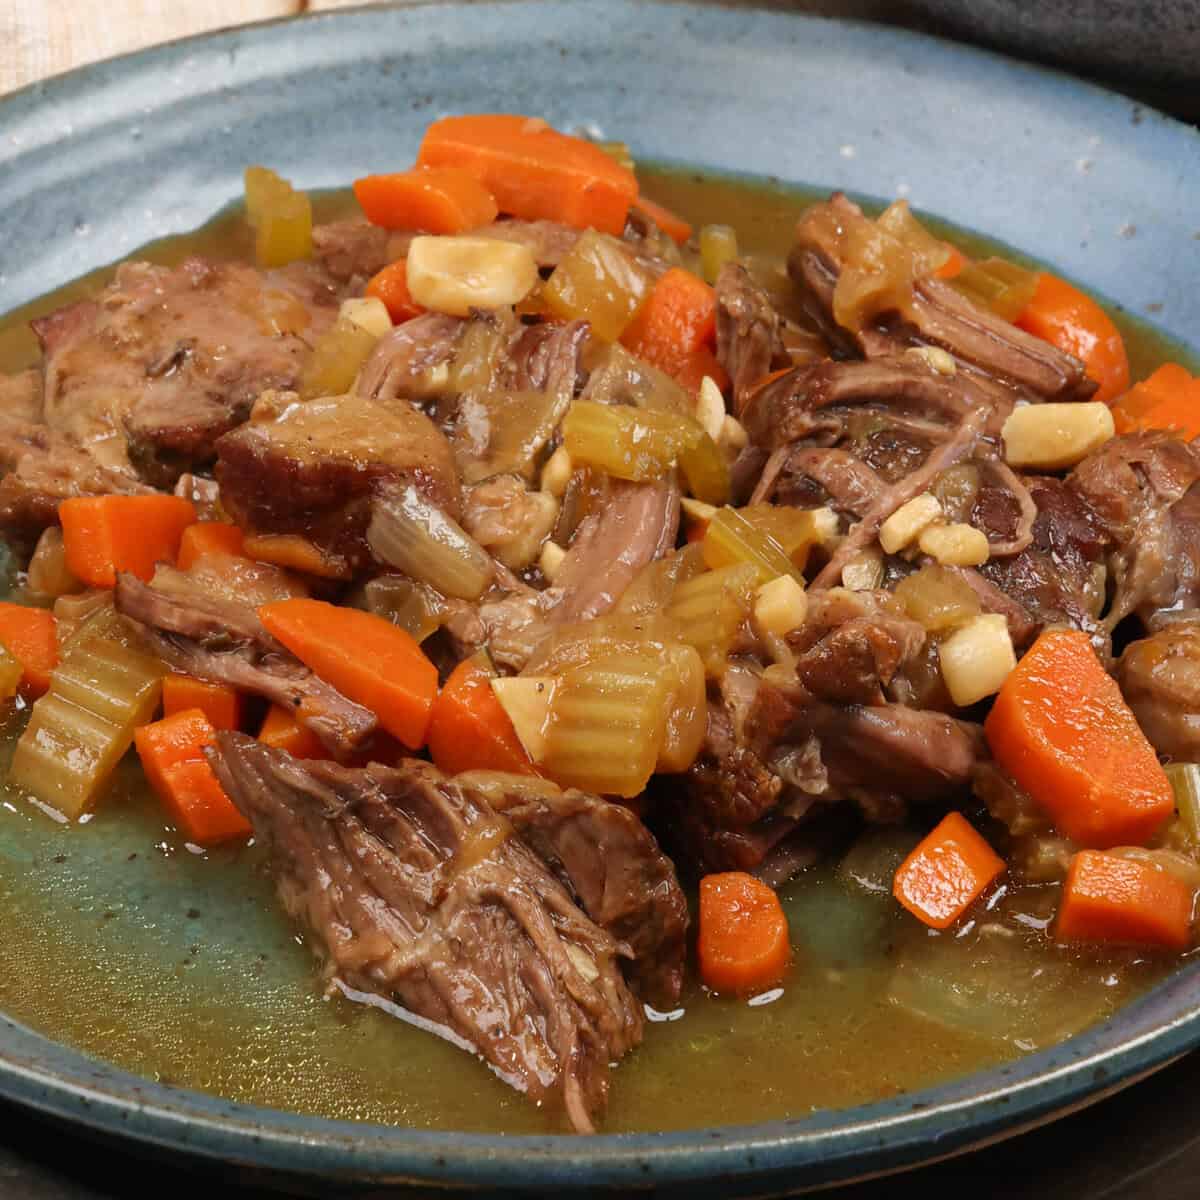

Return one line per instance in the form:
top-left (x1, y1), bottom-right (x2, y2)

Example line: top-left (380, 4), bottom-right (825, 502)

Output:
top-left (5, 2), bottom-right (1200, 1196)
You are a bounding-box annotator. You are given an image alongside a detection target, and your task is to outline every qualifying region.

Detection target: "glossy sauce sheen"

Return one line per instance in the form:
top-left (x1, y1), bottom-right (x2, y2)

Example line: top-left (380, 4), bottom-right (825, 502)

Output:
top-left (0, 170), bottom-right (1192, 1134)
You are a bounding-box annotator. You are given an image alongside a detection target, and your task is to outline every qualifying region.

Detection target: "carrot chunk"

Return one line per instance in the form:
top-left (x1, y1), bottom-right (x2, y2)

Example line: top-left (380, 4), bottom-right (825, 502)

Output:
top-left (59, 495), bottom-right (197, 588)
top-left (177, 521), bottom-right (245, 571)
top-left (416, 114), bottom-right (639, 235)
top-left (365, 259), bottom-right (424, 324)
top-left (985, 628), bottom-right (1173, 847)
top-left (935, 244), bottom-right (968, 280)
top-left (698, 871), bottom-right (790, 995)
top-left (257, 704), bottom-right (330, 760)
top-left (257, 598), bottom-right (438, 749)
top-left (0, 603), bottom-right (58, 697)
top-left (673, 345), bottom-right (730, 397)
top-left (892, 811), bottom-right (1005, 930)
top-left (633, 197), bottom-right (693, 245)
top-left (134, 708), bottom-right (251, 844)
top-left (162, 673), bottom-right (243, 731)
top-left (1057, 850), bottom-right (1193, 950)
top-left (427, 657), bottom-right (534, 777)
top-left (620, 268), bottom-right (717, 378)
top-left (353, 166), bottom-right (499, 234)
top-left (1111, 363), bottom-right (1200, 441)
top-left (1016, 273), bottom-right (1130, 405)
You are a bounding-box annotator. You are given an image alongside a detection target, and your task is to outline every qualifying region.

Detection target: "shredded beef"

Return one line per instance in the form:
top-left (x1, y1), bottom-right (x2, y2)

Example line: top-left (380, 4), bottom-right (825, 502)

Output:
top-left (114, 571), bottom-right (375, 755)
top-left (207, 735), bottom-right (642, 1133)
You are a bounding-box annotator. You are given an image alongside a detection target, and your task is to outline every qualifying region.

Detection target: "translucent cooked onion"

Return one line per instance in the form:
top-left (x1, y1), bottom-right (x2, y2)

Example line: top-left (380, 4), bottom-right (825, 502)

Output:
top-left (543, 230), bottom-right (652, 341)
top-left (893, 564), bottom-right (981, 633)
top-left (26, 526), bottom-right (82, 601)
top-left (363, 576), bottom-right (448, 644)
top-left (367, 486), bottom-right (494, 601)
top-left (833, 200), bottom-right (950, 332)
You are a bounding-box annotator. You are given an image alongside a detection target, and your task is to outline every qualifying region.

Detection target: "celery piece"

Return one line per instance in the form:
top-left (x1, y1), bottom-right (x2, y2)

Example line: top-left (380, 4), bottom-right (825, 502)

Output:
top-left (245, 166), bottom-right (312, 268)
top-left (562, 400), bottom-right (697, 482)
top-left (0, 644), bottom-right (21, 702)
top-left (543, 230), bottom-right (652, 341)
top-left (542, 653), bottom-right (668, 797)
top-left (702, 507), bottom-right (803, 585)
top-left (10, 633), bottom-right (164, 818)
top-left (699, 224), bottom-right (739, 286)
top-left (299, 317), bottom-right (379, 399)
top-left (366, 486), bottom-right (494, 601)
top-left (1167, 763), bottom-right (1200, 841)
top-left (950, 257), bottom-right (1039, 322)
top-left (678, 431), bottom-right (731, 506)
top-left (666, 562), bottom-right (757, 674)
top-left (658, 641), bottom-right (706, 773)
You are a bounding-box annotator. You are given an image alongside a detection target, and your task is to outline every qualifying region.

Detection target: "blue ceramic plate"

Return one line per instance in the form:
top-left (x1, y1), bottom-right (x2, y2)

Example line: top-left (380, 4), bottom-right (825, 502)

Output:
top-left (1, 3), bottom-right (1199, 1194)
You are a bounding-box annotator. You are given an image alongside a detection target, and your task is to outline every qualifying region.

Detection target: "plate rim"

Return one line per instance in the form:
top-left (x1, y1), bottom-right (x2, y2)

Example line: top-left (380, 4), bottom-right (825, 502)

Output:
top-left (2, 1), bottom-right (1200, 1189)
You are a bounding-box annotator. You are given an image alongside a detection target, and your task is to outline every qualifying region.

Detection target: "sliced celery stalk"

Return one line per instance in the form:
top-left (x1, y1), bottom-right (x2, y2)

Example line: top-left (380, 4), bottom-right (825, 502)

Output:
top-left (562, 400), bottom-right (699, 482)
top-left (666, 562), bottom-right (757, 674)
top-left (702, 507), bottom-right (804, 585)
top-left (542, 652), bottom-right (668, 797)
top-left (10, 633), bottom-right (164, 818)
top-left (1167, 763), bottom-right (1200, 840)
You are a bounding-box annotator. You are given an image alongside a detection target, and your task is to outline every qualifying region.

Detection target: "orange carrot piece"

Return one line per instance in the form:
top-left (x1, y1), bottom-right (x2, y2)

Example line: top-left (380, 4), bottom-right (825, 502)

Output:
top-left (985, 628), bottom-right (1174, 847)
top-left (257, 598), bottom-right (438, 749)
top-left (134, 708), bottom-right (251, 844)
top-left (1016, 273), bottom-right (1130, 405)
top-left (620, 267), bottom-right (717, 377)
top-left (633, 197), bottom-right (693, 245)
top-left (353, 166), bottom-right (499, 234)
top-left (162, 673), bottom-right (243, 732)
top-left (1111, 363), bottom-right (1200, 441)
top-left (674, 345), bottom-right (730, 397)
top-left (0, 603), bottom-right (57, 696)
top-left (698, 871), bottom-right (791, 995)
top-left (416, 114), bottom-right (639, 236)
top-left (177, 522), bottom-right (245, 571)
top-left (427, 657), bottom-right (534, 777)
top-left (1057, 850), bottom-right (1193, 950)
top-left (892, 811), bottom-right (1005, 930)
top-left (59, 495), bottom-right (197, 588)
top-left (243, 533), bottom-right (348, 580)
top-left (257, 703), bottom-right (330, 760)
top-left (935, 244), bottom-right (967, 280)
top-left (365, 259), bottom-right (424, 324)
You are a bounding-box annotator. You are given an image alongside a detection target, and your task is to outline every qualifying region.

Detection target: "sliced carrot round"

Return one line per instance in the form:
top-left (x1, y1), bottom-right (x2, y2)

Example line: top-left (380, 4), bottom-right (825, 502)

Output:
top-left (698, 871), bottom-right (790, 996)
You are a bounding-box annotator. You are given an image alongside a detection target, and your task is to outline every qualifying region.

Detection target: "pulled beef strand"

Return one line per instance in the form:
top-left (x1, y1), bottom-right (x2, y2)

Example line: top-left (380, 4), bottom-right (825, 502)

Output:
top-left (207, 735), bottom-right (642, 1134)
top-left (114, 573), bottom-right (376, 755)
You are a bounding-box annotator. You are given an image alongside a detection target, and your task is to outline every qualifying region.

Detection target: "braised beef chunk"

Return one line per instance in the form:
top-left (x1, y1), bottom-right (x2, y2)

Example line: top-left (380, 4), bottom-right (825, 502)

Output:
top-left (462, 772), bottom-right (689, 1008)
top-left (33, 258), bottom-right (339, 486)
top-left (207, 735), bottom-right (642, 1133)
top-left (715, 263), bottom-right (789, 412)
top-left (470, 218), bottom-right (582, 268)
top-left (357, 313), bottom-right (463, 407)
top-left (0, 417), bottom-right (152, 551)
top-left (114, 572), bottom-right (376, 754)
top-left (788, 194), bottom-right (1096, 402)
top-left (0, 370), bottom-right (41, 424)
top-left (311, 220), bottom-right (392, 286)
top-left (979, 476), bottom-right (1109, 651)
top-left (1069, 432), bottom-right (1200, 629)
top-left (1119, 623), bottom-right (1200, 761)
top-left (215, 389), bottom-right (460, 576)
top-left (552, 477), bottom-right (680, 622)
